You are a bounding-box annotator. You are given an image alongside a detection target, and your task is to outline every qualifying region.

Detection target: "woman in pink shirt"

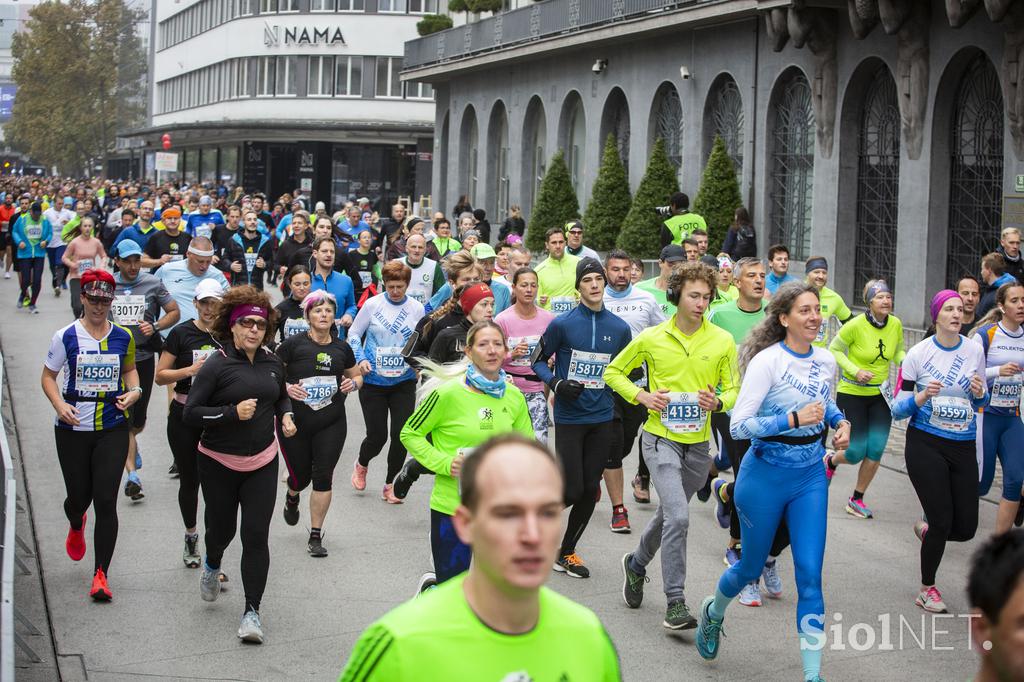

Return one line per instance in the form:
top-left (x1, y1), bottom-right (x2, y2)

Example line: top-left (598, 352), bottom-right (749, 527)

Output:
top-left (494, 266), bottom-right (555, 443)
top-left (62, 216), bottom-right (107, 319)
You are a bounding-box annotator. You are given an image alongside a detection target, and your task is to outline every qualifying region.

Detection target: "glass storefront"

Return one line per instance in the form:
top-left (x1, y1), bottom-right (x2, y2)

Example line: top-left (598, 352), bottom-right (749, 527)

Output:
top-left (330, 143), bottom-right (415, 212)
top-left (200, 148), bottom-right (218, 184)
top-left (220, 145), bottom-right (239, 183)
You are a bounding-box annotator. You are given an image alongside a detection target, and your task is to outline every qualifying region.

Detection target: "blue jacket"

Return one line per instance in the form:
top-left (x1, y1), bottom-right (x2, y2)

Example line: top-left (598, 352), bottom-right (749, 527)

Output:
top-left (310, 269), bottom-right (358, 320)
top-left (533, 303), bottom-right (631, 424)
top-left (11, 215), bottom-right (53, 259)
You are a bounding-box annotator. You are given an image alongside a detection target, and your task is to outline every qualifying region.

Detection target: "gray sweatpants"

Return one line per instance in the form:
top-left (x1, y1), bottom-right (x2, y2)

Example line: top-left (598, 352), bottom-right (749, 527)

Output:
top-left (632, 431), bottom-right (712, 603)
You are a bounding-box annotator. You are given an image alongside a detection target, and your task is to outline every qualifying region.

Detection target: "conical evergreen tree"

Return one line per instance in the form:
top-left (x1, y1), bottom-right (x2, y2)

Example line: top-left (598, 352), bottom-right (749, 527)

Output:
top-left (693, 135), bottom-right (743, 252)
top-left (583, 134), bottom-right (632, 251)
top-left (525, 149), bottom-right (580, 253)
top-left (616, 138), bottom-right (679, 258)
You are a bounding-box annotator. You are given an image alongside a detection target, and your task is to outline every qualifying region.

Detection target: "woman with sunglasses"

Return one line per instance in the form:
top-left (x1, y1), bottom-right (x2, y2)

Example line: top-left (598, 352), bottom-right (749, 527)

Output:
top-left (40, 268), bottom-right (142, 602)
top-left (274, 264), bottom-right (313, 344)
top-left (183, 285), bottom-right (296, 644)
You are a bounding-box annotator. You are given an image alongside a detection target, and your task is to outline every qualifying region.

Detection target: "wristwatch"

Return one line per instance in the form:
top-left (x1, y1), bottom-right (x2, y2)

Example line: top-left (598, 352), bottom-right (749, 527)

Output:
top-left (128, 386), bottom-right (143, 394)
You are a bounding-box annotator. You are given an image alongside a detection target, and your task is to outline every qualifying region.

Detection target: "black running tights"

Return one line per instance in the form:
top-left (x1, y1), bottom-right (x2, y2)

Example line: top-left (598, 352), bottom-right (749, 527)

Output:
top-left (167, 400), bottom-right (203, 529)
top-left (357, 380), bottom-right (416, 483)
top-left (555, 421), bottom-right (613, 556)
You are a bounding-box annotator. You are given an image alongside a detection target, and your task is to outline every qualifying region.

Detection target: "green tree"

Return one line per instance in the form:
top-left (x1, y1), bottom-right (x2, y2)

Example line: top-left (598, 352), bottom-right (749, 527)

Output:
top-left (616, 138), bottom-right (679, 258)
top-left (526, 149), bottom-right (580, 252)
top-left (5, 0), bottom-right (147, 175)
top-left (693, 135), bottom-right (743, 252)
top-left (417, 14), bottom-right (454, 35)
top-left (583, 134), bottom-right (632, 251)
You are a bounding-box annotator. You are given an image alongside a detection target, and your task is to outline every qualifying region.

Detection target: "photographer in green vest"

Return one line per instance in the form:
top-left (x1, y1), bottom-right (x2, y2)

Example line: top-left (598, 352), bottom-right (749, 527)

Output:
top-left (659, 192), bottom-right (707, 248)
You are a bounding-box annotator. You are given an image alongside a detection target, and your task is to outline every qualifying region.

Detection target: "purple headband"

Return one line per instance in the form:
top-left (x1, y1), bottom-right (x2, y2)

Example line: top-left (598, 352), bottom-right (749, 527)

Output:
top-left (930, 290), bottom-right (961, 323)
top-left (229, 304), bottom-right (268, 327)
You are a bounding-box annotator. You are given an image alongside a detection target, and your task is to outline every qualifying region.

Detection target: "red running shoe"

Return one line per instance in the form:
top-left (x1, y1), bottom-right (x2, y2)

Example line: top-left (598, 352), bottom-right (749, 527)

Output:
top-left (90, 568), bottom-right (112, 601)
top-left (66, 513), bottom-right (87, 561)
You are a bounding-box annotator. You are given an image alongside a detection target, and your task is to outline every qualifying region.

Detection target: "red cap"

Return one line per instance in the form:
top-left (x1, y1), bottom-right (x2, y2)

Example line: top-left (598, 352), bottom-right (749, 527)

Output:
top-left (80, 269), bottom-right (116, 300)
top-left (460, 283), bottom-right (494, 316)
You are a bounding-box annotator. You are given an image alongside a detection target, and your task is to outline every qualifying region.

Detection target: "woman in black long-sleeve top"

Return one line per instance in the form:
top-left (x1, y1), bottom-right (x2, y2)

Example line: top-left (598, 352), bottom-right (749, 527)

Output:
top-left (184, 285), bottom-right (296, 645)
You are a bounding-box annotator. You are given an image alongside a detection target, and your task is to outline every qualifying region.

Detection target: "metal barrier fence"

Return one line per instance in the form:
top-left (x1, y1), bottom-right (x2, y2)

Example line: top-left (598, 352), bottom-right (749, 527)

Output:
top-left (0, 353), bottom-right (16, 681)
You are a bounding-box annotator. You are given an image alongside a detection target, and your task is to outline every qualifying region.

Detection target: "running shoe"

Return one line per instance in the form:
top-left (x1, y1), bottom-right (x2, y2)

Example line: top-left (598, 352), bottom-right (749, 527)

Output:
top-left (282, 495), bottom-right (299, 526)
top-left (168, 462), bottom-right (179, 478)
top-left (822, 453), bottom-right (835, 483)
top-left (738, 581), bottom-right (762, 607)
top-left (307, 533), bottom-right (328, 558)
top-left (845, 496), bottom-right (873, 519)
top-left (29, 304), bottom-right (38, 314)
top-left (631, 474), bottom-right (650, 504)
top-left (695, 595), bottom-right (725, 661)
top-left (915, 586), bottom-right (947, 613)
top-left (66, 513), bottom-right (86, 561)
top-left (621, 553), bottom-right (647, 608)
top-left (238, 609), bottom-right (264, 644)
top-left (610, 505), bottom-right (630, 533)
top-left (711, 478), bottom-right (730, 528)
top-left (761, 559), bottom-right (782, 598)
top-left (90, 568), bottom-right (112, 601)
top-left (553, 552), bottom-right (590, 579)
top-left (806, 676), bottom-right (827, 682)
top-left (696, 475), bottom-right (713, 503)
top-left (3, 272), bottom-right (9, 279)
top-left (724, 544), bottom-right (742, 567)
top-left (124, 472), bottom-right (144, 501)
top-left (416, 571), bottom-right (437, 596)
top-left (183, 533), bottom-right (201, 568)
top-left (200, 562), bottom-right (220, 602)
top-left (663, 600), bottom-right (698, 630)
top-left (381, 484), bottom-right (403, 504)
top-left (392, 459), bottom-right (420, 499)
top-left (21, 296), bottom-right (29, 308)
top-left (913, 520), bottom-right (929, 542)
top-left (351, 461), bottom-right (368, 491)
top-left (15, 298), bottom-right (24, 309)
top-left (53, 286), bottom-right (60, 297)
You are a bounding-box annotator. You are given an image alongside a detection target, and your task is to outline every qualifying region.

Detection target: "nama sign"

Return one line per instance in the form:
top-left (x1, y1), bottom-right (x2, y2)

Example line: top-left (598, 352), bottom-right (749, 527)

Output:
top-left (264, 22), bottom-right (346, 47)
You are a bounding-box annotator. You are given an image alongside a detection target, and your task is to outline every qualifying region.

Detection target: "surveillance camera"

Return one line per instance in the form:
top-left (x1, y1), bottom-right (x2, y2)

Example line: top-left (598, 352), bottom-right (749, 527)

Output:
top-left (592, 59), bottom-right (607, 75)
top-left (680, 66), bottom-right (691, 80)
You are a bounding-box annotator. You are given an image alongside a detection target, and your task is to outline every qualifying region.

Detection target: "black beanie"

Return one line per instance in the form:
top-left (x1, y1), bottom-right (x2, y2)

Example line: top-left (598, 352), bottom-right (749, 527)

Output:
top-left (575, 257), bottom-right (605, 290)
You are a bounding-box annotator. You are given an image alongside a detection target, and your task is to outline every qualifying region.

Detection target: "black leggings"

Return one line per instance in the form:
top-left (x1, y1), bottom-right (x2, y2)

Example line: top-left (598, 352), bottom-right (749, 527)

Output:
top-left (18, 256), bottom-right (43, 305)
top-left (130, 356), bottom-right (155, 430)
top-left (279, 407), bottom-right (347, 492)
top-left (728, 443), bottom-right (791, 556)
top-left (69, 279), bottom-right (83, 319)
top-left (904, 427), bottom-right (979, 586)
top-left (357, 380), bottom-right (416, 484)
top-left (167, 401), bottom-right (203, 529)
top-left (555, 421), bottom-right (613, 555)
top-left (55, 425), bottom-right (129, 573)
top-left (198, 454), bottom-right (278, 612)
top-left (608, 394), bottom-right (646, 470)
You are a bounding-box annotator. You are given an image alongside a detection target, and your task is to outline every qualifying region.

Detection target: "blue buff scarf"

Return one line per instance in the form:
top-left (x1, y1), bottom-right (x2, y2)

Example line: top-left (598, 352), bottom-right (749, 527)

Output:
top-left (465, 364), bottom-right (508, 399)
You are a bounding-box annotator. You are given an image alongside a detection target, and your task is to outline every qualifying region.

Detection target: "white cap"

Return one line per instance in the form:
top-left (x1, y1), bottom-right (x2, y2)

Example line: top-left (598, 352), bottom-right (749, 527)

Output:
top-left (315, 201), bottom-right (326, 212)
top-left (194, 278), bottom-right (226, 301)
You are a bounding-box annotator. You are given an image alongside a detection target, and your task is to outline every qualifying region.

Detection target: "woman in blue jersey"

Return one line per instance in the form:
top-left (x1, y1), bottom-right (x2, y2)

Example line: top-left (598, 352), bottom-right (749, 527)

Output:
top-left (970, 282), bottom-right (1024, 533)
top-left (696, 281), bottom-right (850, 682)
top-left (894, 290), bottom-right (987, 613)
top-left (40, 269), bottom-right (142, 602)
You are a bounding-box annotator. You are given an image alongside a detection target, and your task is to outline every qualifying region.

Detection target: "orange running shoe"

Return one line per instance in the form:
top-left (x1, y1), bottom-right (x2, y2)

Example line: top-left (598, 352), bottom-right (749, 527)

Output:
top-left (90, 568), bottom-right (112, 601)
top-left (66, 513), bottom-right (87, 561)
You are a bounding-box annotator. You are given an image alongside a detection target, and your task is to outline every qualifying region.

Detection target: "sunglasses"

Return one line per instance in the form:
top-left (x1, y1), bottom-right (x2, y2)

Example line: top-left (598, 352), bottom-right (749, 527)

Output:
top-left (84, 295), bottom-right (111, 305)
top-left (236, 317), bottom-right (268, 331)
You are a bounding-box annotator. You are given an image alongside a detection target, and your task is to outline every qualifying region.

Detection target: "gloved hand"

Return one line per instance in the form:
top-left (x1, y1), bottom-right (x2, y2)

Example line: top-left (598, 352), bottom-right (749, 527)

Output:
top-left (551, 379), bottom-right (585, 402)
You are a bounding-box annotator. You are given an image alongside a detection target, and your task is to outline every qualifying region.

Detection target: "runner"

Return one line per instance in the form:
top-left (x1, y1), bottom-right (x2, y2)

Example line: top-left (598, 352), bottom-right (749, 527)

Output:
top-left (184, 195), bottom-right (225, 240)
top-left (469, 243), bottom-right (512, 313)
top-left (400, 321), bottom-right (534, 584)
top-left (428, 284), bottom-right (495, 363)
top-left (764, 244), bottom-right (798, 298)
top-left (692, 229), bottom-right (709, 257)
top-left (804, 257), bottom-right (852, 349)
top-left (535, 227), bottom-right (580, 313)
top-left (826, 279), bottom-right (905, 518)
top-left (957, 276), bottom-right (982, 336)
top-left (226, 209), bottom-right (273, 290)
top-left (891, 289), bottom-right (986, 614)
top-left (43, 196), bottom-right (73, 296)
top-left (11, 201), bottom-right (52, 313)
top-left (62, 216), bottom-right (107, 319)
top-left (398, 233), bottom-right (444, 307)
top-left (0, 193), bottom-right (15, 279)
top-left (275, 210), bottom-right (312, 288)
top-left (347, 261), bottom-right (425, 502)
top-left (966, 529), bottom-right (1024, 682)
top-left (278, 290), bottom-right (362, 555)
top-left (532, 258), bottom-right (632, 578)
top-left (414, 252), bottom-right (481, 352)
top-left (564, 219), bottom-right (600, 261)
top-left (275, 265), bottom-right (313, 343)
top-left (711, 255), bottom-right (738, 308)
top-left (695, 281), bottom-right (850, 682)
top-left (430, 217), bottom-right (460, 259)
top-left (182, 285), bottom-right (296, 644)
top-left (112, 200), bottom-right (159, 251)
top-left (141, 206), bottom-right (190, 273)
top-left (112, 240), bottom-right (181, 501)
top-left (155, 238), bottom-right (229, 329)
top-left (350, 228), bottom-right (380, 298)
top-left (41, 269), bottom-right (142, 601)
top-left (339, 434), bottom-right (620, 682)
top-left (309, 235), bottom-right (357, 329)
top-left (637, 244), bottom-right (684, 318)
top-left (979, 253), bottom-right (1019, 320)
top-left (495, 267), bottom-right (556, 444)
top-left (608, 261), bottom-right (737, 630)
top-left (154, 280), bottom-right (224, 568)
top-left (602, 249), bottom-right (667, 533)
top-left (970, 281), bottom-right (1024, 534)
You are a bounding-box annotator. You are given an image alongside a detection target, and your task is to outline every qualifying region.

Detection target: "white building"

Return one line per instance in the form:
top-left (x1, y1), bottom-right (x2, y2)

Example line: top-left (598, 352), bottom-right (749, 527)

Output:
top-left (0, 0), bottom-right (46, 148)
top-left (130, 0), bottom-right (437, 213)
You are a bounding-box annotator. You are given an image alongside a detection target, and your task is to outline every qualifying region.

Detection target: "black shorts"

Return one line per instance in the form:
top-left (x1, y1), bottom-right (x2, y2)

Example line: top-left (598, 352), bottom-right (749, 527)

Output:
top-left (0, 231), bottom-right (7, 250)
top-left (130, 356), bottom-right (156, 430)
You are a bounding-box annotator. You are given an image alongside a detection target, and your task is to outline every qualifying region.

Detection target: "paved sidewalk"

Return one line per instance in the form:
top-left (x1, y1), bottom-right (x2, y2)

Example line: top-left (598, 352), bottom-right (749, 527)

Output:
top-left (1, 291), bottom-right (996, 681)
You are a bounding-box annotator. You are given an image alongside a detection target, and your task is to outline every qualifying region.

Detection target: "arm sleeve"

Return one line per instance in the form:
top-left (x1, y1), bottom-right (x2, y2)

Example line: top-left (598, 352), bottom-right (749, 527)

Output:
top-left (427, 284), bottom-right (450, 312)
top-left (604, 337), bottom-right (645, 404)
top-left (836, 298), bottom-right (853, 324)
top-left (431, 263), bottom-right (445, 295)
top-left (532, 320), bottom-right (562, 386)
top-left (891, 350), bottom-right (919, 420)
top-left (649, 301), bottom-right (668, 326)
top-left (343, 277), bottom-right (358, 319)
top-left (660, 224), bottom-right (672, 248)
top-left (274, 358), bottom-right (292, 417)
top-left (182, 355), bottom-right (238, 426)
top-left (338, 623), bottom-right (400, 682)
top-left (893, 320), bottom-right (907, 366)
top-left (346, 302), bottom-right (372, 362)
top-left (717, 343), bottom-right (740, 411)
top-left (828, 324), bottom-right (861, 378)
top-left (971, 348), bottom-right (989, 408)
top-left (729, 354), bottom-right (787, 439)
top-left (399, 389), bottom-right (454, 476)
top-left (42, 220), bottom-right (53, 242)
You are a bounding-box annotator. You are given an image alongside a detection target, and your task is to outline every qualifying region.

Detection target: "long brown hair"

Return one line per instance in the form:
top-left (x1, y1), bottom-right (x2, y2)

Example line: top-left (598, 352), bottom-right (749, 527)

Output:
top-left (211, 285), bottom-right (279, 347)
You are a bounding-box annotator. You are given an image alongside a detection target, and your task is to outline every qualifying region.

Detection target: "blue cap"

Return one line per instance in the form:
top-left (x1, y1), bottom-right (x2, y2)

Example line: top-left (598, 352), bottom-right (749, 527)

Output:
top-left (63, 196), bottom-right (73, 205)
top-left (116, 239), bottom-right (143, 259)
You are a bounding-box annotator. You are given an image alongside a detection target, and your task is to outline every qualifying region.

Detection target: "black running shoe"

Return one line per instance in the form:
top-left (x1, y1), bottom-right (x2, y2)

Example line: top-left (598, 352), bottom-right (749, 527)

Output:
top-left (392, 459), bottom-right (420, 499)
top-left (696, 476), bottom-right (713, 503)
top-left (621, 553), bottom-right (648, 608)
top-left (307, 534), bottom-right (328, 558)
top-left (168, 462), bottom-right (179, 478)
top-left (282, 495), bottom-right (299, 526)
top-left (664, 599), bottom-right (698, 630)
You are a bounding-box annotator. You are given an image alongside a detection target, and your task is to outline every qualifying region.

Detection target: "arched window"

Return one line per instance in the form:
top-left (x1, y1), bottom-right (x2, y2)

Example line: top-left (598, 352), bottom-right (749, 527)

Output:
top-left (522, 97), bottom-right (547, 214)
top-left (488, 102), bottom-right (510, 221)
top-left (651, 82), bottom-right (683, 171)
top-left (600, 87), bottom-right (630, 176)
top-left (768, 71), bottom-right (815, 261)
top-left (853, 66), bottom-right (900, 295)
top-left (438, 112), bottom-right (449, 217)
top-left (564, 96), bottom-right (586, 195)
top-left (946, 54), bottom-right (1004, 285)
top-left (460, 106), bottom-right (478, 207)
top-left (705, 75), bottom-right (744, 179)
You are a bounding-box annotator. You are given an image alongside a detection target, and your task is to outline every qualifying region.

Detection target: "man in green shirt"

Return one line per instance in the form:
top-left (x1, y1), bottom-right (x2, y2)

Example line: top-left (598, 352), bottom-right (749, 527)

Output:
top-left (804, 256), bottom-right (852, 347)
top-left (340, 435), bottom-right (621, 682)
top-left (637, 244), bottom-right (685, 317)
top-left (660, 192), bottom-right (707, 247)
top-left (535, 226), bottom-right (580, 313)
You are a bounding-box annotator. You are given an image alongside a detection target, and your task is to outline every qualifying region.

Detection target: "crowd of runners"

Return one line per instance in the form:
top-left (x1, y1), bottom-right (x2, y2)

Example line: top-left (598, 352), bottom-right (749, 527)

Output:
top-left (3, 175), bottom-right (1022, 680)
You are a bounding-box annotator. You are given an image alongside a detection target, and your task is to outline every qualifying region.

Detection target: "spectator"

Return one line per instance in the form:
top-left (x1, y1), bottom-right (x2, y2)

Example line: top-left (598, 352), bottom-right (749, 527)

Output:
top-left (722, 206), bottom-right (757, 260)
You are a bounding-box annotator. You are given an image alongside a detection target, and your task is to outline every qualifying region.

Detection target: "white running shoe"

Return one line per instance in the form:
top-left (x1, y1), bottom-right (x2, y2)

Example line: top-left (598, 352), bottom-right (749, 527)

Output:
top-left (915, 586), bottom-right (947, 613)
top-left (738, 581), bottom-right (762, 607)
top-left (237, 609), bottom-right (264, 643)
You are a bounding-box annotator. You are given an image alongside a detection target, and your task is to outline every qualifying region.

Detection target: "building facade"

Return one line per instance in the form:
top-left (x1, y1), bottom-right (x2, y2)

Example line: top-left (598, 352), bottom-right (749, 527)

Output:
top-left (133, 0), bottom-right (438, 212)
top-left (403, 0), bottom-right (1019, 328)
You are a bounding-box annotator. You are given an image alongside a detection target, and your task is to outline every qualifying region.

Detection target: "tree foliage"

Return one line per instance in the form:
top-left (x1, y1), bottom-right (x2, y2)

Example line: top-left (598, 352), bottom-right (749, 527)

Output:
top-left (5, 0), bottom-right (147, 175)
top-left (583, 134), bottom-right (632, 251)
top-left (693, 135), bottom-right (743, 252)
top-left (616, 138), bottom-right (679, 258)
top-left (526, 149), bottom-right (579, 252)
top-left (449, 0), bottom-right (502, 12)
top-left (417, 13), bottom-right (454, 35)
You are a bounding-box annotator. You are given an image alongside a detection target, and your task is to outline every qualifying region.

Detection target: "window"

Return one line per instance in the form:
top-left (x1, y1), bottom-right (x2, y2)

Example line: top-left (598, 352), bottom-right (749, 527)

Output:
top-left (239, 0), bottom-right (257, 15)
top-left (310, 0), bottom-right (334, 10)
top-left (409, 0), bottom-right (437, 12)
top-left (276, 56), bottom-right (297, 96)
top-left (308, 56), bottom-right (335, 96)
top-left (257, 56), bottom-right (276, 96)
top-left (237, 58), bottom-right (251, 97)
top-left (337, 0), bottom-right (365, 9)
top-left (278, 0), bottom-right (299, 11)
top-left (768, 71), bottom-right (815, 261)
top-left (376, 57), bottom-right (402, 98)
top-left (405, 81), bottom-right (433, 100)
top-left (379, 0), bottom-right (408, 12)
top-left (260, 0), bottom-right (277, 12)
top-left (335, 56), bottom-right (362, 96)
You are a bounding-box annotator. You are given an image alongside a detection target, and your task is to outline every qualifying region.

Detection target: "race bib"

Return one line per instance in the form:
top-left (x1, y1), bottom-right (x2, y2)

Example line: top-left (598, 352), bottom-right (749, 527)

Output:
top-left (375, 346), bottom-right (406, 378)
top-left (660, 392), bottom-right (707, 433)
top-left (408, 289), bottom-right (427, 304)
top-left (26, 224), bottom-right (42, 241)
top-left (507, 335), bottom-right (540, 367)
top-left (359, 271), bottom-right (372, 288)
top-left (111, 295), bottom-right (146, 326)
top-left (75, 353), bottom-right (120, 393)
top-left (990, 375), bottom-right (1022, 409)
top-left (192, 349), bottom-right (216, 364)
top-left (567, 350), bottom-right (610, 389)
top-left (929, 395), bottom-right (974, 432)
top-left (244, 253), bottom-right (257, 272)
top-left (283, 318), bottom-right (309, 338)
top-left (815, 321), bottom-right (827, 344)
top-left (169, 254), bottom-right (184, 262)
top-left (300, 376), bottom-right (337, 411)
top-left (78, 258), bottom-right (94, 273)
top-left (551, 296), bottom-right (575, 314)
top-left (880, 378), bottom-right (895, 410)
top-left (195, 224), bottom-right (213, 239)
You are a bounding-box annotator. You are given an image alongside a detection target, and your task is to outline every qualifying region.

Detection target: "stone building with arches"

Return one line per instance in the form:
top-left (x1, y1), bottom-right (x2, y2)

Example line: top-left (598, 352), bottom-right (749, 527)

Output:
top-left (402, 0), bottom-right (1017, 328)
